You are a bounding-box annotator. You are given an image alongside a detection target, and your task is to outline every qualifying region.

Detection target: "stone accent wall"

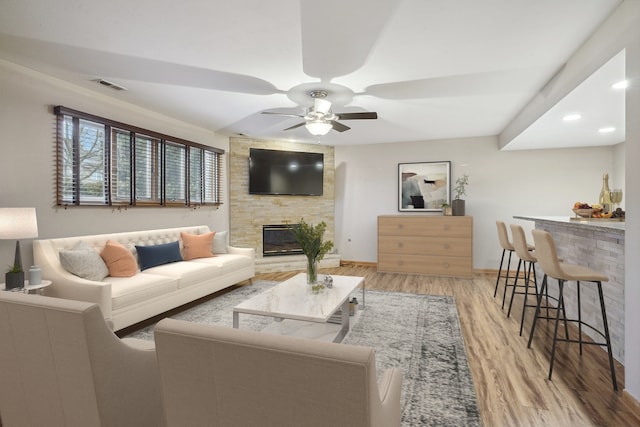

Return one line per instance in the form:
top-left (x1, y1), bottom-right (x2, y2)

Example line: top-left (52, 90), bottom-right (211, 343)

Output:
top-left (534, 221), bottom-right (625, 363)
top-left (228, 136), bottom-right (335, 262)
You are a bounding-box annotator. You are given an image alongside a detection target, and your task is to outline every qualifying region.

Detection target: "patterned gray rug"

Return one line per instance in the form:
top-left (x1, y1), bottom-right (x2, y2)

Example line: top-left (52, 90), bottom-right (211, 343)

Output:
top-left (125, 280), bottom-right (482, 426)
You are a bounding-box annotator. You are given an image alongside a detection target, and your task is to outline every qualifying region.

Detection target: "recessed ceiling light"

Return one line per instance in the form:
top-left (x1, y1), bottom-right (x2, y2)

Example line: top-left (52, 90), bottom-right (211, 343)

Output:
top-left (612, 80), bottom-right (628, 90)
top-left (562, 114), bottom-right (581, 121)
top-left (598, 127), bottom-right (616, 133)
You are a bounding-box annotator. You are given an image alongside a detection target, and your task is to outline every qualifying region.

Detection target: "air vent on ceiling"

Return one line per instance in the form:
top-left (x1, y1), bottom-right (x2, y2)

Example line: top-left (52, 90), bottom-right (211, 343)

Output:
top-left (94, 79), bottom-right (127, 91)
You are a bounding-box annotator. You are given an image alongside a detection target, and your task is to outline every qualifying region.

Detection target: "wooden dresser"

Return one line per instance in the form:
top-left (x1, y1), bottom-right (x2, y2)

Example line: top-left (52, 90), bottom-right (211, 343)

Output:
top-left (377, 215), bottom-right (473, 278)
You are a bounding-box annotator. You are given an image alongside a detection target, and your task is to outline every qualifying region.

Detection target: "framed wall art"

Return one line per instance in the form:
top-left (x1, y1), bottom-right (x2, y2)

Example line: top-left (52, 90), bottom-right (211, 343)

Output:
top-left (398, 161), bottom-right (451, 211)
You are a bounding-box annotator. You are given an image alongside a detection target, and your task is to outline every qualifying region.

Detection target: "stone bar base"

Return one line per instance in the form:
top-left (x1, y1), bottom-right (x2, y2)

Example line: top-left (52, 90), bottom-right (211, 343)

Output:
top-left (515, 216), bottom-right (625, 363)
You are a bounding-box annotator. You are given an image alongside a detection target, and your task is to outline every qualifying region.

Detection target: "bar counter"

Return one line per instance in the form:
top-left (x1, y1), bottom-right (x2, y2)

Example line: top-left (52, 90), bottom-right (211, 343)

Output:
top-left (514, 215), bottom-right (625, 363)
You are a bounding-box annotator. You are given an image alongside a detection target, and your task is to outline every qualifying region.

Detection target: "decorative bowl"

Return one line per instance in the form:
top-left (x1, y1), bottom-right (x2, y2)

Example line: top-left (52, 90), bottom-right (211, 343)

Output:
top-left (573, 208), bottom-right (594, 218)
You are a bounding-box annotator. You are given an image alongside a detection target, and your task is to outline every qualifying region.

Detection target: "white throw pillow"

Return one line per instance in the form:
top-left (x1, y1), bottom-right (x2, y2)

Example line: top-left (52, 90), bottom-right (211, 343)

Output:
top-left (60, 241), bottom-right (109, 281)
top-left (212, 231), bottom-right (228, 254)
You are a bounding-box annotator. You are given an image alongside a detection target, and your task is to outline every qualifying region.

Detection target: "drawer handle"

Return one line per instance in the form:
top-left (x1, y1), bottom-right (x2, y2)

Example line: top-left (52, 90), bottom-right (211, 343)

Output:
top-left (443, 243), bottom-right (450, 249)
top-left (398, 242), bottom-right (403, 248)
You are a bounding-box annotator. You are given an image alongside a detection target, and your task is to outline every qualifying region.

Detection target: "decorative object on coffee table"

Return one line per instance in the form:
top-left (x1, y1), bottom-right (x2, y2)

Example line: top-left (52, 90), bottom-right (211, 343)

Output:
top-left (452, 174), bottom-right (469, 216)
top-left (290, 219), bottom-right (334, 284)
top-left (0, 208), bottom-right (39, 290)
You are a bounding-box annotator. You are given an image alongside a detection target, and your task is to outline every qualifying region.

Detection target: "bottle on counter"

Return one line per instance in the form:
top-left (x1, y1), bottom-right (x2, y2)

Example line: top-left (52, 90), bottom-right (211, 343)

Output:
top-left (599, 173), bottom-right (612, 213)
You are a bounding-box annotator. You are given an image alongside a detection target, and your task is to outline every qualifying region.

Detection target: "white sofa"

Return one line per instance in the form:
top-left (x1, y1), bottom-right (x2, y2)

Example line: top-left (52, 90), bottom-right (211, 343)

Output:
top-left (34, 225), bottom-right (255, 331)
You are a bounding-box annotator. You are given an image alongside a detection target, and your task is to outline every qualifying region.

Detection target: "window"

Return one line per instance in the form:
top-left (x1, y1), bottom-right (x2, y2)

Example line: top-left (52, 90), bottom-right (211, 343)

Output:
top-left (55, 106), bottom-right (224, 207)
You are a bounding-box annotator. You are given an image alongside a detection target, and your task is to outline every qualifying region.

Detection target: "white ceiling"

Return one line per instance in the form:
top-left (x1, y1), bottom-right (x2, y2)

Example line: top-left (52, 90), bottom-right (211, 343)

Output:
top-left (0, 0), bottom-right (625, 148)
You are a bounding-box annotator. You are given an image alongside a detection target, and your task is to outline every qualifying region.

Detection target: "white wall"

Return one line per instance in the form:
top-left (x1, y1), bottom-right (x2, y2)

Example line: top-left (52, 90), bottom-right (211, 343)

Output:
top-left (0, 60), bottom-right (230, 269)
top-left (623, 9), bottom-right (640, 402)
top-left (335, 136), bottom-right (615, 269)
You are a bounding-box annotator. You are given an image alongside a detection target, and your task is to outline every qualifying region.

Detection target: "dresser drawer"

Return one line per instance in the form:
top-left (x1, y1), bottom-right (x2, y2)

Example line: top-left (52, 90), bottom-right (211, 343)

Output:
top-left (378, 216), bottom-right (472, 238)
top-left (378, 254), bottom-right (472, 277)
top-left (378, 235), bottom-right (471, 257)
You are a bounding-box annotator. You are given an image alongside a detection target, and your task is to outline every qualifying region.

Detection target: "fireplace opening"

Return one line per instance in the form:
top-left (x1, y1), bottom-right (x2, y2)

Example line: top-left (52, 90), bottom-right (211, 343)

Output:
top-left (263, 224), bottom-right (303, 257)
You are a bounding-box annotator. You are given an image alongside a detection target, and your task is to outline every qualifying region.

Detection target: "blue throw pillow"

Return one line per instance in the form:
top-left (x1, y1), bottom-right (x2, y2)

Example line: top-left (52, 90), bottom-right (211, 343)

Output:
top-left (135, 241), bottom-right (183, 271)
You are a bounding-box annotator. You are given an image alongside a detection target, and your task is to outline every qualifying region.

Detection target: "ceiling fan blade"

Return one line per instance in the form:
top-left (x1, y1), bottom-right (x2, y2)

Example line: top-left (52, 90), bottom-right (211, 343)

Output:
top-left (336, 112), bottom-right (378, 120)
top-left (364, 68), bottom-right (545, 99)
top-left (283, 122), bottom-right (306, 131)
top-left (0, 34), bottom-right (280, 95)
top-left (331, 121), bottom-right (351, 132)
top-left (300, 0), bottom-right (400, 79)
top-left (261, 111), bottom-right (304, 119)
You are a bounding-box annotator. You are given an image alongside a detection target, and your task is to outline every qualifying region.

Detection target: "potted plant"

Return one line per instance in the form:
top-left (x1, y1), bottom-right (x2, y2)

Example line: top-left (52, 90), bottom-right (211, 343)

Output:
top-left (290, 219), bottom-right (334, 284)
top-left (452, 174), bottom-right (469, 216)
top-left (441, 203), bottom-right (452, 216)
top-left (5, 263), bottom-right (25, 290)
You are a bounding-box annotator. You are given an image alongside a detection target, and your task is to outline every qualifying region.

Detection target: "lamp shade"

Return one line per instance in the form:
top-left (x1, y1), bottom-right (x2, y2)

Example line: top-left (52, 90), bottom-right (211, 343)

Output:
top-left (0, 208), bottom-right (39, 240)
top-left (305, 121), bottom-right (333, 136)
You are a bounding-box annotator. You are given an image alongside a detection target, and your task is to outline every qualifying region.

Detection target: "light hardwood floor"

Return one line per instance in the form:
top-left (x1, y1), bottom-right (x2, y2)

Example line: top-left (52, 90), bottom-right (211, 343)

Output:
top-left (256, 265), bottom-right (640, 427)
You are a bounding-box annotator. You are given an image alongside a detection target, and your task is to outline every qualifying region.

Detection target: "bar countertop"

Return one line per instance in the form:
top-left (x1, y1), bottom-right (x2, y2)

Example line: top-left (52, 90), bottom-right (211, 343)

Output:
top-left (514, 215), bottom-right (625, 234)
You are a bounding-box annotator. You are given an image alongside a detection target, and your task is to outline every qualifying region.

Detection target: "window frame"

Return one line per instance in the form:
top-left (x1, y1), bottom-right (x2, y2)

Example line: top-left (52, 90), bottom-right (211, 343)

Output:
top-left (55, 106), bottom-right (224, 208)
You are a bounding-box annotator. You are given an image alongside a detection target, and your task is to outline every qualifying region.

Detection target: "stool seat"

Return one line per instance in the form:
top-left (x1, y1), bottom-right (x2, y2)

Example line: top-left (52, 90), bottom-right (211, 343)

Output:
top-left (557, 263), bottom-right (608, 283)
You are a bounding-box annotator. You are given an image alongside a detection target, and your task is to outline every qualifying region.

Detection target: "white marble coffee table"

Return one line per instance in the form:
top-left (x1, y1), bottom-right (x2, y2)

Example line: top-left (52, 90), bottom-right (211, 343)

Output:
top-left (233, 274), bottom-right (364, 343)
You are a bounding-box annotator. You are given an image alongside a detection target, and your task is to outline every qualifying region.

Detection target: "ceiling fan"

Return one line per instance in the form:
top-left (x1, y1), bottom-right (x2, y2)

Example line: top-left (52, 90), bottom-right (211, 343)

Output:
top-left (261, 90), bottom-right (378, 136)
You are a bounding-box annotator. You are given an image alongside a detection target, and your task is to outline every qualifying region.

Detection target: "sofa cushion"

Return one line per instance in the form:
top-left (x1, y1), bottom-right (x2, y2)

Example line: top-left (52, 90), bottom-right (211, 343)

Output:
top-left (213, 231), bottom-right (228, 254)
top-left (59, 241), bottom-right (109, 282)
top-left (181, 232), bottom-right (215, 260)
top-left (136, 241), bottom-right (183, 271)
top-left (110, 273), bottom-right (178, 311)
top-left (192, 254), bottom-right (253, 275)
top-left (143, 261), bottom-right (222, 289)
top-left (101, 240), bottom-right (138, 277)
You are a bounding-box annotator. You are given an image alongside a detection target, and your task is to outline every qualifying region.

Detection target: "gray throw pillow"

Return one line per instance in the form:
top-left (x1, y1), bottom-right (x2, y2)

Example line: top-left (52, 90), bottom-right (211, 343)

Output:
top-left (60, 240), bottom-right (109, 282)
top-left (213, 231), bottom-right (228, 254)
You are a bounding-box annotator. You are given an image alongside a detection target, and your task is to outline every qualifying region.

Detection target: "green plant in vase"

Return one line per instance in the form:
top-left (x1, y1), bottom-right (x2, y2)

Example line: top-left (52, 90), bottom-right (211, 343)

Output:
top-left (452, 174), bottom-right (469, 216)
top-left (291, 219), bottom-right (334, 284)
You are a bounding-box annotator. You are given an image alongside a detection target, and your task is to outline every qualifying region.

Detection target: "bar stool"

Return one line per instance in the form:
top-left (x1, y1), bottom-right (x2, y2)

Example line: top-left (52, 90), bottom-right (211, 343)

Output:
top-left (507, 224), bottom-right (539, 336)
top-left (494, 221), bottom-right (533, 309)
top-left (527, 229), bottom-right (617, 390)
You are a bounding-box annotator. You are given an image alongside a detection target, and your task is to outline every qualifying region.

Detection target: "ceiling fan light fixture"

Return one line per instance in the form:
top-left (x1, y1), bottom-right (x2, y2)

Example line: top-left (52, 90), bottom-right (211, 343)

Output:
top-left (305, 120), bottom-right (333, 136)
top-left (314, 98), bottom-right (332, 115)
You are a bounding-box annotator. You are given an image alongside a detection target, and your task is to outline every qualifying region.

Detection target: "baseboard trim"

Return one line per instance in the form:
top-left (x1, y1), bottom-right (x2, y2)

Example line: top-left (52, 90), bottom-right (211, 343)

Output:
top-left (340, 260), bottom-right (377, 267)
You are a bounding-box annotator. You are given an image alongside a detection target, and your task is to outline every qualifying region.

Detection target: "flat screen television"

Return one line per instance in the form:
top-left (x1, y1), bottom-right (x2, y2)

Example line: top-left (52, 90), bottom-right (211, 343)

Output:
top-left (249, 148), bottom-right (324, 196)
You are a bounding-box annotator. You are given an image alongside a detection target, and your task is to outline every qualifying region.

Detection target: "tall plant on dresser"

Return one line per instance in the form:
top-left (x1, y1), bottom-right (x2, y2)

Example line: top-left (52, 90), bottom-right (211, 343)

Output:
top-left (452, 174), bottom-right (469, 216)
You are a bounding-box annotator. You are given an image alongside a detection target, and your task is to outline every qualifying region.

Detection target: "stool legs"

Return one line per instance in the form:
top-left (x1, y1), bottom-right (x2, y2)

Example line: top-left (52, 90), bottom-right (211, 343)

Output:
top-left (548, 280), bottom-right (565, 381)
top-left (529, 277), bottom-right (618, 391)
top-left (501, 251), bottom-right (514, 310)
top-left (597, 281), bottom-right (618, 390)
top-left (518, 260), bottom-right (538, 336)
top-left (494, 248), bottom-right (512, 298)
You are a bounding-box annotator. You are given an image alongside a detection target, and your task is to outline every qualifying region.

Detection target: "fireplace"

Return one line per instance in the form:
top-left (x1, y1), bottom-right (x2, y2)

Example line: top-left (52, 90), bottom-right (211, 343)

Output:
top-left (262, 224), bottom-right (303, 257)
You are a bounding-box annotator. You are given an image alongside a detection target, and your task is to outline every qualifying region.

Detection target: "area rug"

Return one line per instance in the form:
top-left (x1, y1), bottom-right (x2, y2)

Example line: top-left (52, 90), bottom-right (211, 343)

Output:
top-left (125, 280), bottom-right (482, 426)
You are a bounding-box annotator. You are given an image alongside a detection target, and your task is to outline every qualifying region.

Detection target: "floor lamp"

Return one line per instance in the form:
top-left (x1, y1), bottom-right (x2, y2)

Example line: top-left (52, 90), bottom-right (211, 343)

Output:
top-left (0, 208), bottom-right (39, 289)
